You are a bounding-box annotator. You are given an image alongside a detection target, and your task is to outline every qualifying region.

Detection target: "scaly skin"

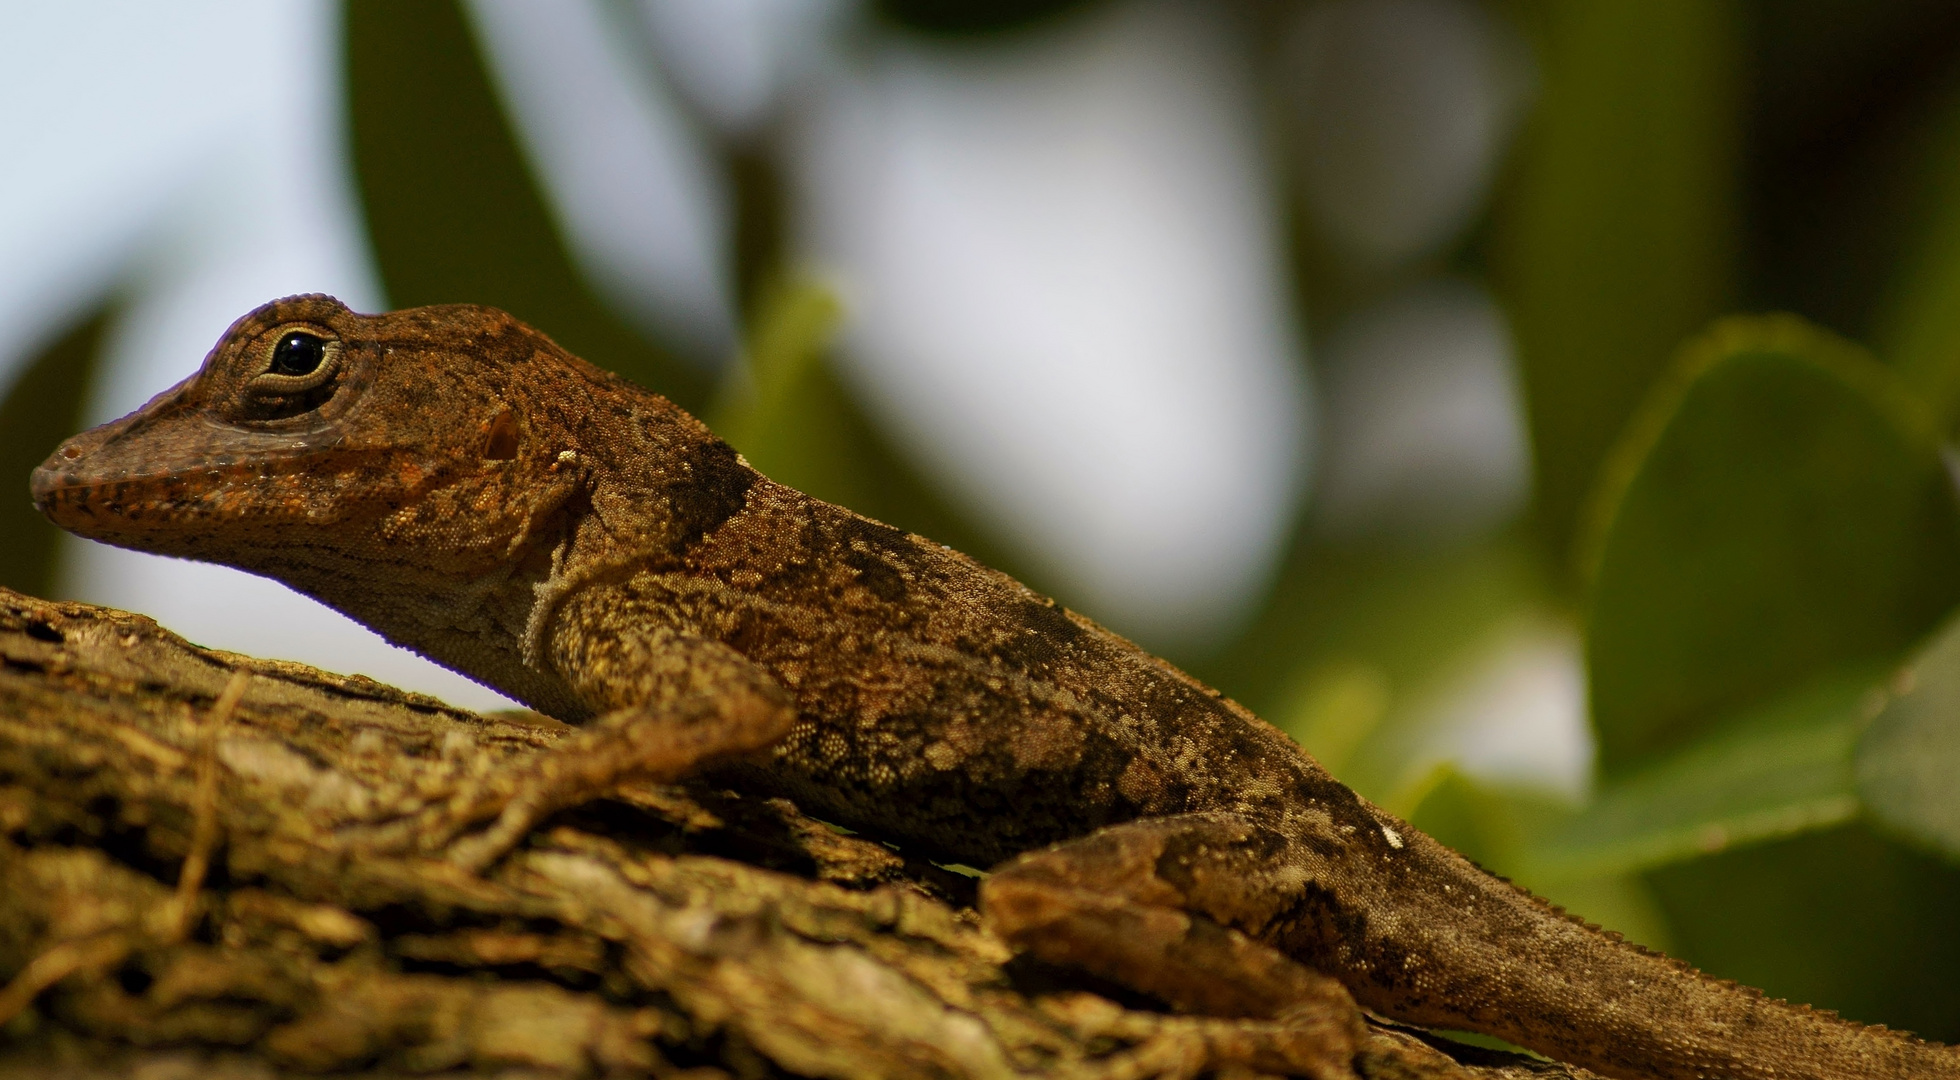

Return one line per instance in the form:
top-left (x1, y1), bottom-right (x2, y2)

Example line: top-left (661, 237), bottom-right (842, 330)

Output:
top-left (32, 295), bottom-right (1960, 1079)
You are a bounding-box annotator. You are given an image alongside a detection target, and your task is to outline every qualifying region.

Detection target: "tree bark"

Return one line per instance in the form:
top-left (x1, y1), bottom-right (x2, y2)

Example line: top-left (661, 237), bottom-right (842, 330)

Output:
top-left (0, 586), bottom-right (1589, 1079)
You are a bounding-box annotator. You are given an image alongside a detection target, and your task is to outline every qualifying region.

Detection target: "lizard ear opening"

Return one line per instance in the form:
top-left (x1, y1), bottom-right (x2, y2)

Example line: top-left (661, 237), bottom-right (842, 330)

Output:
top-left (483, 409), bottom-right (521, 461)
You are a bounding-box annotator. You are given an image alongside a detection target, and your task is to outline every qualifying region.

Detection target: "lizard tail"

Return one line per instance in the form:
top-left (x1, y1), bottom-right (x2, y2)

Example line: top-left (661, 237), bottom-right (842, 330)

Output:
top-left (1354, 829), bottom-right (1960, 1080)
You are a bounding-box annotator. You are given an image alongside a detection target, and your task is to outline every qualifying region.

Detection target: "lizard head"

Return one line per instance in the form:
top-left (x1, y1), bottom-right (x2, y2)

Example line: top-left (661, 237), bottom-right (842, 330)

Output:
top-left (30, 294), bottom-right (587, 594)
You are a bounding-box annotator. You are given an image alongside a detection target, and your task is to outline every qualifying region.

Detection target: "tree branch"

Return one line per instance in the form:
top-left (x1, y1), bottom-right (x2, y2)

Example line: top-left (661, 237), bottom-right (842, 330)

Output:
top-left (0, 586), bottom-right (1589, 1079)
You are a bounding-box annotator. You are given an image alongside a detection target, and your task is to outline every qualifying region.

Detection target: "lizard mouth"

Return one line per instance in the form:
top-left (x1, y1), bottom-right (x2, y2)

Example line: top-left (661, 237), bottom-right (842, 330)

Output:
top-left (31, 378), bottom-right (449, 564)
top-left (32, 396), bottom-right (211, 546)
top-left (29, 377), bottom-right (328, 551)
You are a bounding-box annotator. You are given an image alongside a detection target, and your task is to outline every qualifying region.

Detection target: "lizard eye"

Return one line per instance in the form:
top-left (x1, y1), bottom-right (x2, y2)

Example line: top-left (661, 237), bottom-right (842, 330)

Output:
top-left (270, 331), bottom-right (327, 376)
top-left (242, 325), bottom-right (343, 419)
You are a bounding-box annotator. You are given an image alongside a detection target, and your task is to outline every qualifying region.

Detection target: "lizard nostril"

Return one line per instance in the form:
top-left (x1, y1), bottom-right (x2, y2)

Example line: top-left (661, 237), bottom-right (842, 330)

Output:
top-left (60, 445), bottom-right (82, 460)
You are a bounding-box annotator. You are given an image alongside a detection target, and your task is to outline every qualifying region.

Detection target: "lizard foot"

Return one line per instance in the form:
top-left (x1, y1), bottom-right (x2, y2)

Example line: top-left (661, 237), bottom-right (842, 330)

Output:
top-left (1036, 991), bottom-right (1410, 1080)
top-left (982, 813), bottom-right (1364, 1080)
top-left (408, 689), bottom-right (795, 872)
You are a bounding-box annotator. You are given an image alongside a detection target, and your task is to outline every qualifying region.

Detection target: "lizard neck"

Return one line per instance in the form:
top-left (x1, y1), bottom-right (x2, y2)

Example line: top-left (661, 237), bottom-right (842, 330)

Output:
top-left (267, 536), bottom-right (592, 720)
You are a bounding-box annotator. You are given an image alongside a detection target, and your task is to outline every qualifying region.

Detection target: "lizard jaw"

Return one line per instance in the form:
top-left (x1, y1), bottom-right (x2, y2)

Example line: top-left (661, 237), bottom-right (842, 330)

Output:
top-left (29, 377), bottom-right (344, 557)
top-left (31, 390), bottom-right (189, 545)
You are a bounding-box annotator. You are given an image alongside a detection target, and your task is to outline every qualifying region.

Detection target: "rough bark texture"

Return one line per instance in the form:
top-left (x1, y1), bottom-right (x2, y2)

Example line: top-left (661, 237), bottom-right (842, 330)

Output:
top-left (0, 586), bottom-right (1589, 1079)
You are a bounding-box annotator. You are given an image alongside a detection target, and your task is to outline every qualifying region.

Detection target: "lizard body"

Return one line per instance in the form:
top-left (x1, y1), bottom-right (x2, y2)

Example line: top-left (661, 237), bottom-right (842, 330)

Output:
top-left (31, 295), bottom-right (1960, 1080)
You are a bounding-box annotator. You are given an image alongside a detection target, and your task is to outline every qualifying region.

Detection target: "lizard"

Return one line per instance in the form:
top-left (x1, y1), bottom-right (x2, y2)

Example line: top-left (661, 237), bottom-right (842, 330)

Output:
top-left (27, 293), bottom-right (1960, 1080)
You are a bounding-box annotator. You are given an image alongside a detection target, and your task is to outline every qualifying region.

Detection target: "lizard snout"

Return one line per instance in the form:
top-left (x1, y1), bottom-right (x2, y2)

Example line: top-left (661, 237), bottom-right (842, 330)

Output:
top-left (32, 422), bottom-right (148, 534)
top-left (32, 423), bottom-right (122, 518)
top-left (29, 375), bottom-right (209, 539)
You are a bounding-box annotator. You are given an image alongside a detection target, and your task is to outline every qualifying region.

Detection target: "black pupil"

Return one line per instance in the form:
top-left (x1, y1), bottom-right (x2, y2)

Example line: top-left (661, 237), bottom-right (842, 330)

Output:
top-left (271, 332), bottom-right (326, 376)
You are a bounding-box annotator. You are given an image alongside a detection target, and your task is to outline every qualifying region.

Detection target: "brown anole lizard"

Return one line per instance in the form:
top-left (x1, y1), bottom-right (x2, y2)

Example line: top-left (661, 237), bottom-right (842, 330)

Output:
top-left (30, 295), bottom-right (1959, 1080)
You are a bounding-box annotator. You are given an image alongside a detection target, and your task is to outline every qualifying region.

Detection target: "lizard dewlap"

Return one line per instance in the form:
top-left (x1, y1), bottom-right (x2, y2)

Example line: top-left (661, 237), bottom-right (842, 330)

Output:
top-left (34, 294), bottom-right (1960, 1080)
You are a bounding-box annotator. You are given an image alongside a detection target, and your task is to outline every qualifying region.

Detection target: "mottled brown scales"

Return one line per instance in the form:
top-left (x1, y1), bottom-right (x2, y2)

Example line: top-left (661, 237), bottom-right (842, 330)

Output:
top-left (32, 294), bottom-right (1960, 1080)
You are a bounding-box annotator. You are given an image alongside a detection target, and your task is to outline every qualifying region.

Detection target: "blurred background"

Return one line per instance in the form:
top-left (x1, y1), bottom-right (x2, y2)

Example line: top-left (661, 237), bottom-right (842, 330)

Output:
top-left (6, 0), bottom-right (1960, 1042)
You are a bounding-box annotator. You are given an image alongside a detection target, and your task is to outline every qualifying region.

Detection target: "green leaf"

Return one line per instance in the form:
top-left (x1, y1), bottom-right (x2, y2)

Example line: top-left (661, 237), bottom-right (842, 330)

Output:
top-left (342, 0), bottom-right (707, 409)
top-left (1646, 823), bottom-right (1960, 1042)
top-left (1857, 609), bottom-right (1960, 860)
top-left (1516, 667), bottom-right (1875, 882)
top-left (1547, 295), bottom-right (1960, 1044)
top-left (1582, 315), bottom-right (1960, 772)
top-left (1491, 0), bottom-right (1743, 565)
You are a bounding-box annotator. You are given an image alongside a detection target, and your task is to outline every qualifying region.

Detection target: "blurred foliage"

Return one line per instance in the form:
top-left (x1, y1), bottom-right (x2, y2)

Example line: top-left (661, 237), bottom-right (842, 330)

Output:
top-left (1542, 312), bottom-right (1960, 1036)
top-left (1581, 316), bottom-right (1960, 771)
top-left (1877, 78), bottom-right (1960, 426)
top-left (342, 0), bottom-right (710, 411)
top-left (1408, 769), bottom-right (1678, 952)
top-left (1858, 610), bottom-right (1960, 857)
top-left (1253, 0), bottom-right (1960, 1037)
top-left (874, 0), bottom-right (1099, 36)
top-left (1205, 530), bottom-right (1545, 719)
top-left (1521, 668), bottom-right (1874, 882)
top-left (708, 275), bottom-right (1022, 578)
top-left (1209, 533), bottom-right (1553, 811)
top-left (1754, 0), bottom-right (1960, 341)
top-left (1648, 824), bottom-right (1960, 1039)
top-left (10, 0), bottom-right (1960, 1043)
top-left (1492, 0), bottom-right (1743, 572)
top-left (0, 303), bottom-right (110, 598)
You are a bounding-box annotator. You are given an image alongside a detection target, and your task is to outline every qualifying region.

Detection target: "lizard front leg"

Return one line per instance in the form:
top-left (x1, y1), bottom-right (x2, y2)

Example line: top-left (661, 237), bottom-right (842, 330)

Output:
top-left (422, 619), bottom-right (797, 872)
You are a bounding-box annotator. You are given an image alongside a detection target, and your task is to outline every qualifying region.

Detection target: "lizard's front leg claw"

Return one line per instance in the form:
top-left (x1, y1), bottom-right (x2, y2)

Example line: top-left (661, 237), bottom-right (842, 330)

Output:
top-left (422, 688), bottom-right (795, 872)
